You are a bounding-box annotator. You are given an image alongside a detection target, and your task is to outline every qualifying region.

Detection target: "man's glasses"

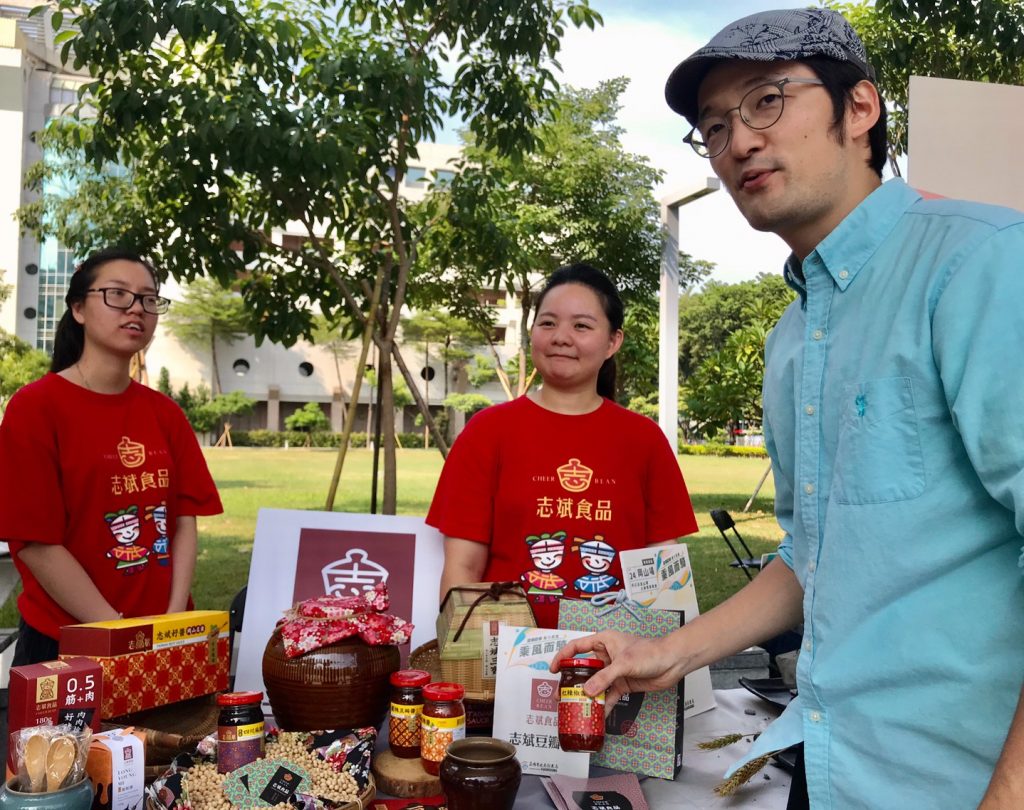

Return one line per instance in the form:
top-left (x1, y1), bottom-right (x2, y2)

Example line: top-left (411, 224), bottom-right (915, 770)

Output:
top-left (684, 77), bottom-right (825, 159)
top-left (87, 287), bottom-right (171, 315)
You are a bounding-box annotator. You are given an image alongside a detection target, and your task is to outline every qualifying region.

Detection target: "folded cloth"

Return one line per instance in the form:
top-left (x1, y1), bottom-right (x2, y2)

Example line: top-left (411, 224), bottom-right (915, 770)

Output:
top-left (279, 584), bottom-right (413, 657)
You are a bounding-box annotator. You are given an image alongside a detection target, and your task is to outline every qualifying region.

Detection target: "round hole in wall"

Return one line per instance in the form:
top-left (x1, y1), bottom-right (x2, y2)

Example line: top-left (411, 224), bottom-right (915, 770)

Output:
top-left (25, 263), bottom-right (38, 276)
top-left (298, 361), bottom-right (314, 377)
top-left (24, 307), bottom-right (37, 319)
top-left (420, 366), bottom-right (436, 381)
top-left (233, 359), bottom-right (250, 376)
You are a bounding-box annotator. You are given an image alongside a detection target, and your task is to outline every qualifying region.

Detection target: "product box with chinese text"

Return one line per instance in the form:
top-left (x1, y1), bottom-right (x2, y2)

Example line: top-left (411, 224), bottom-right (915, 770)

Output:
top-left (6, 656), bottom-right (103, 776)
top-left (59, 610), bottom-right (229, 718)
top-left (619, 544), bottom-right (716, 718)
top-left (86, 727), bottom-right (146, 810)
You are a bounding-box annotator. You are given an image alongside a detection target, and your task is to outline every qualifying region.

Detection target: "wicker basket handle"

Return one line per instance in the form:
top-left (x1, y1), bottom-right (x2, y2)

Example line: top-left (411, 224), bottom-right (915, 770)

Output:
top-left (450, 582), bottom-right (530, 644)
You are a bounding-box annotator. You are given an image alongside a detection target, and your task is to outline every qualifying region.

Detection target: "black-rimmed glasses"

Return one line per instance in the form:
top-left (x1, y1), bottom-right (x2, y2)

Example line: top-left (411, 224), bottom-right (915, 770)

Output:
top-left (684, 77), bottom-right (825, 159)
top-left (87, 287), bottom-right (171, 315)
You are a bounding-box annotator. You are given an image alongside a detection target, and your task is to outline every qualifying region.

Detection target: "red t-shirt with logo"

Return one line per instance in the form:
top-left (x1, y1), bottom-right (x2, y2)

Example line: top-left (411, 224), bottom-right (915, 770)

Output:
top-left (427, 397), bottom-right (698, 627)
top-left (0, 374), bottom-right (223, 638)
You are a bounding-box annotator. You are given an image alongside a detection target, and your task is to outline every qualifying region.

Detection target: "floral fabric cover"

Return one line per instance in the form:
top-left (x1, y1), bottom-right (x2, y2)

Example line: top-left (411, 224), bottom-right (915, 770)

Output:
top-left (280, 583), bottom-right (413, 658)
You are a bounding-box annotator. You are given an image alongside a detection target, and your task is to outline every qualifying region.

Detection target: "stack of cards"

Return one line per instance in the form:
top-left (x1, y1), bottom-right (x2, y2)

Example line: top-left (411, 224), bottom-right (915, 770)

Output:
top-left (541, 773), bottom-right (649, 810)
top-left (221, 758), bottom-right (309, 807)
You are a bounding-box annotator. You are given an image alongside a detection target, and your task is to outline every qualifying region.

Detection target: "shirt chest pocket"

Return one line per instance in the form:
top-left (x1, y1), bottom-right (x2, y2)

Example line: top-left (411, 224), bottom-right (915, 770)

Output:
top-left (833, 376), bottom-right (926, 504)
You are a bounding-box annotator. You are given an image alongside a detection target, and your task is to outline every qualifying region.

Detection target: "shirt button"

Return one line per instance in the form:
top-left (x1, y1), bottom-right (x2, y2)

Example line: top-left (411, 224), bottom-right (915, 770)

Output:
top-left (812, 329), bottom-right (824, 341)
top-left (803, 640), bottom-right (813, 652)
top-left (804, 483), bottom-right (815, 495)
top-left (808, 561), bottom-right (816, 573)
top-left (805, 405), bottom-right (815, 416)
top-left (839, 269), bottom-right (849, 280)
top-left (809, 710), bottom-right (822, 723)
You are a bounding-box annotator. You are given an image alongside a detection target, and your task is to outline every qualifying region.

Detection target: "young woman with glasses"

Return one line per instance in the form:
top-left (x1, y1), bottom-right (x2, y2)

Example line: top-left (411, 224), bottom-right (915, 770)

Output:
top-left (0, 247), bottom-right (223, 665)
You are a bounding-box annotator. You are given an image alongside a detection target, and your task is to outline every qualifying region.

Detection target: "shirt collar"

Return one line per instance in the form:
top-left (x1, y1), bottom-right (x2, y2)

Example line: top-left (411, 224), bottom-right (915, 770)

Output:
top-left (781, 179), bottom-right (922, 304)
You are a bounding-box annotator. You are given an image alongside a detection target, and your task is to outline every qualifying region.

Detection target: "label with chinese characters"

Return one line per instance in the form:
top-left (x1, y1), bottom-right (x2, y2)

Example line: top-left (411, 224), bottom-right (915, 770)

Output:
top-left (492, 625), bottom-right (592, 777)
top-left (619, 545), bottom-right (716, 719)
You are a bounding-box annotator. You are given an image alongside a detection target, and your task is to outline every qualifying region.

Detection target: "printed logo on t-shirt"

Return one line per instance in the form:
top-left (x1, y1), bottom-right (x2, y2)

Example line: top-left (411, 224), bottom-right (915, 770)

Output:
top-left (521, 532), bottom-right (568, 601)
top-left (104, 506), bottom-right (151, 574)
top-left (144, 501), bottom-right (170, 566)
top-left (117, 435), bottom-right (146, 468)
top-left (557, 457), bottom-right (593, 492)
top-left (571, 534), bottom-right (619, 598)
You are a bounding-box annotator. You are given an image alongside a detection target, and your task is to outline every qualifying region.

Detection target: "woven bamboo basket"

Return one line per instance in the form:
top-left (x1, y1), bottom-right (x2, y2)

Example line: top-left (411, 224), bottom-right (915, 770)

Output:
top-left (435, 582), bottom-right (536, 702)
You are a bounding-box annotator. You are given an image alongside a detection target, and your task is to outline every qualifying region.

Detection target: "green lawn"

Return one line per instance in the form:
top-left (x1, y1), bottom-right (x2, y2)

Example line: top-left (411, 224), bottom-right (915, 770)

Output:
top-left (0, 448), bottom-right (782, 625)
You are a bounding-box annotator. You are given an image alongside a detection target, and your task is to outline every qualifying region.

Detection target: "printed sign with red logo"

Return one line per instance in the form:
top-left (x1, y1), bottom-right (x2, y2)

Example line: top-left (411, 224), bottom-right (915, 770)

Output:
top-left (233, 509), bottom-right (444, 712)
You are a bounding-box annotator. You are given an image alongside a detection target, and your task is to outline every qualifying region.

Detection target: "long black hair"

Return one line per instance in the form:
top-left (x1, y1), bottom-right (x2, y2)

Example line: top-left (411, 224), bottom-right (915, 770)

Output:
top-left (51, 248), bottom-right (160, 373)
top-left (532, 263), bottom-right (625, 401)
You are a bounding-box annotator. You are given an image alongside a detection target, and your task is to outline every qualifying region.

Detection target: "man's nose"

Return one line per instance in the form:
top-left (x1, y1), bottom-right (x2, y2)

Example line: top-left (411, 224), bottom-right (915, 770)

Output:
top-left (724, 115), bottom-right (766, 159)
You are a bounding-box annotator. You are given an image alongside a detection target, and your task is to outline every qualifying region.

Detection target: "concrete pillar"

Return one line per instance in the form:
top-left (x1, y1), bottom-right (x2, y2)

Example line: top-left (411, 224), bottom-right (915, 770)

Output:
top-left (267, 385), bottom-right (280, 432)
top-left (330, 387), bottom-right (344, 432)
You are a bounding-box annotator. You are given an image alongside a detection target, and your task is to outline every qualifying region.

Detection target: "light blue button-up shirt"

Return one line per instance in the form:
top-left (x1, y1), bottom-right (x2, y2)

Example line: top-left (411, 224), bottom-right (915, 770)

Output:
top-left (730, 179), bottom-right (1024, 808)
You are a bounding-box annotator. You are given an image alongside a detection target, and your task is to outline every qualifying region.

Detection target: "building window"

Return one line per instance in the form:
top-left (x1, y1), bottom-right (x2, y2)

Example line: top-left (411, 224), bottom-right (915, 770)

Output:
top-left (233, 359), bottom-right (250, 376)
top-left (405, 166), bottom-right (427, 186)
top-left (492, 326), bottom-right (507, 343)
top-left (48, 80), bottom-right (79, 107)
top-left (434, 169), bottom-right (456, 186)
top-left (35, 244), bottom-right (77, 353)
top-left (298, 361), bottom-right (314, 377)
top-left (420, 366), bottom-right (436, 381)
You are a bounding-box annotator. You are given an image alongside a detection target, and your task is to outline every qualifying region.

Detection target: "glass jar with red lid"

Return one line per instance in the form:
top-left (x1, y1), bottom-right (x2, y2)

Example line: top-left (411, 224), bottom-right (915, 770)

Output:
top-left (388, 669), bottom-right (432, 758)
top-left (420, 682), bottom-right (466, 775)
top-left (217, 691), bottom-right (265, 773)
top-left (558, 658), bottom-right (606, 753)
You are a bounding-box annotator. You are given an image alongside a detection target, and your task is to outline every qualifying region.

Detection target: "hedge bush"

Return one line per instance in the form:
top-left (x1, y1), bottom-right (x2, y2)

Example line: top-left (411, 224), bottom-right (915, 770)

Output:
top-left (678, 442), bottom-right (768, 458)
top-left (231, 430), bottom-right (429, 449)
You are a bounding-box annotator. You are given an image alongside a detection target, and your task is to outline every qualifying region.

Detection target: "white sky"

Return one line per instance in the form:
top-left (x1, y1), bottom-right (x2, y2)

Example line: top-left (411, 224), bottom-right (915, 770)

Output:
top-left (441, 1), bottom-right (815, 284)
top-left (555, 1), bottom-right (805, 283)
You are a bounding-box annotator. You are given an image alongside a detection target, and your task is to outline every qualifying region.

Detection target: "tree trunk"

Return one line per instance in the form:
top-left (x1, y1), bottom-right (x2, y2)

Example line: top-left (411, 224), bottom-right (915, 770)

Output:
top-left (210, 331), bottom-right (222, 395)
top-left (379, 339), bottom-right (398, 514)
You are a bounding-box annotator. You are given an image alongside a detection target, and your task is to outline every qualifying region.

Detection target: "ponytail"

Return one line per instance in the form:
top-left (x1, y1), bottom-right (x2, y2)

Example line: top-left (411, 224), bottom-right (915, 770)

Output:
top-left (50, 310), bottom-right (85, 372)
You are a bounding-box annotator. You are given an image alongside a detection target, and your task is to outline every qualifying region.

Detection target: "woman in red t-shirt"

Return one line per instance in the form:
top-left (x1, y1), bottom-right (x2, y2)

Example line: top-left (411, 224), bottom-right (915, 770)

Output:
top-left (427, 263), bottom-right (698, 627)
top-left (0, 248), bottom-right (222, 665)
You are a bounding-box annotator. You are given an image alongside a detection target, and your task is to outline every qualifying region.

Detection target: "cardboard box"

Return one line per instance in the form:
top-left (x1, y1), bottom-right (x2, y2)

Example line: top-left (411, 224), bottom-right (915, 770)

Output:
top-left (60, 610), bottom-right (229, 718)
top-left (6, 656), bottom-right (103, 775)
top-left (86, 728), bottom-right (146, 810)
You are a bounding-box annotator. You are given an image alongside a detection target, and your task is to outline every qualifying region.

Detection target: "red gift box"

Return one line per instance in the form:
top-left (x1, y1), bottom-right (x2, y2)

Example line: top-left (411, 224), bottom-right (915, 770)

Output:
top-left (59, 610), bottom-right (229, 718)
top-left (6, 656), bottom-right (103, 775)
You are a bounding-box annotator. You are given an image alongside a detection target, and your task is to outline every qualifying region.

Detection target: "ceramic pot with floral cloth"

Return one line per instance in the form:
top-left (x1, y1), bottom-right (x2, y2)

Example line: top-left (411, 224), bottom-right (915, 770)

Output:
top-left (262, 584), bottom-right (413, 731)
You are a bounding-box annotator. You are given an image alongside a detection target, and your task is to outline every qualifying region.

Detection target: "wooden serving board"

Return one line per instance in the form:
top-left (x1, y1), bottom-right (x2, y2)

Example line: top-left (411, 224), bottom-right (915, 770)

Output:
top-left (371, 750), bottom-right (443, 798)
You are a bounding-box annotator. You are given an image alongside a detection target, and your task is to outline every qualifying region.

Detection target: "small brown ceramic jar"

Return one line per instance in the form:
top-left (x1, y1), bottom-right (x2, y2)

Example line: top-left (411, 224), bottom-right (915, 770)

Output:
top-left (440, 738), bottom-right (521, 810)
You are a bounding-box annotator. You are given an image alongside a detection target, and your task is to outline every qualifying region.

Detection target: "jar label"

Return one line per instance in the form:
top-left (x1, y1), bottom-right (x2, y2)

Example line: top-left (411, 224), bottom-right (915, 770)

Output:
top-left (560, 685), bottom-right (605, 705)
top-left (559, 689), bottom-right (605, 738)
top-left (218, 721), bottom-right (265, 773)
top-left (420, 715), bottom-right (466, 763)
top-left (390, 704), bottom-right (424, 748)
top-left (390, 703), bottom-right (423, 719)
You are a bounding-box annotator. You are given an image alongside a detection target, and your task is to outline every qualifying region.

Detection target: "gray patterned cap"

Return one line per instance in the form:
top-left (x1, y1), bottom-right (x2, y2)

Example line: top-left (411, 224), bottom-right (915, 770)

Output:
top-left (665, 8), bottom-right (875, 124)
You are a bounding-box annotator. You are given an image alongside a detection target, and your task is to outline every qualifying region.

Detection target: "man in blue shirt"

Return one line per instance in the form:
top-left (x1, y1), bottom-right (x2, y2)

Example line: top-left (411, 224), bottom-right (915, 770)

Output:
top-left (555, 8), bottom-right (1024, 808)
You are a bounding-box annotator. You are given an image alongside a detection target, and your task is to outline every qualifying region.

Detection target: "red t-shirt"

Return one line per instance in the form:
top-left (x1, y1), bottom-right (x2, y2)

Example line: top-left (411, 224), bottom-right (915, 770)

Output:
top-left (0, 374), bottom-right (223, 638)
top-left (427, 397), bottom-right (698, 627)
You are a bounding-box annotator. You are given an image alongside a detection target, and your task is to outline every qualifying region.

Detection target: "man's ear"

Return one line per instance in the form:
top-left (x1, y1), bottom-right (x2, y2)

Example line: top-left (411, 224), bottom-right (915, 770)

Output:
top-left (846, 79), bottom-right (881, 141)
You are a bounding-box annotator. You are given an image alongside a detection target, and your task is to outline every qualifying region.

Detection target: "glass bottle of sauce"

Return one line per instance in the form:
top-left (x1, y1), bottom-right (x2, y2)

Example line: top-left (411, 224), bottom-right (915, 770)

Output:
top-left (558, 658), bottom-right (606, 753)
top-left (420, 682), bottom-right (466, 775)
top-left (217, 691), bottom-right (265, 773)
top-left (389, 669), bottom-right (432, 759)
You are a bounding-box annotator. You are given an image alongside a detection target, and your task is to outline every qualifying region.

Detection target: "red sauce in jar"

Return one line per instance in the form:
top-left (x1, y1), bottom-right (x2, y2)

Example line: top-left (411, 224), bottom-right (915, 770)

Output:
top-left (558, 658), bottom-right (605, 753)
top-left (388, 669), bottom-right (432, 758)
top-left (420, 682), bottom-right (466, 775)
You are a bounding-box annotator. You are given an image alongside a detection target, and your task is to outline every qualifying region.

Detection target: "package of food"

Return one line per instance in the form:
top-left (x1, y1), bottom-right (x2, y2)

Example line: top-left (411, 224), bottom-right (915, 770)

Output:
top-left (59, 611), bottom-right (229, 718)
top-left (6, 657), bottom-right (103, 777)
top-left (86, 728), bottom-right (146, 810)
top-left (9, 724), bottom-right (92, 794)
